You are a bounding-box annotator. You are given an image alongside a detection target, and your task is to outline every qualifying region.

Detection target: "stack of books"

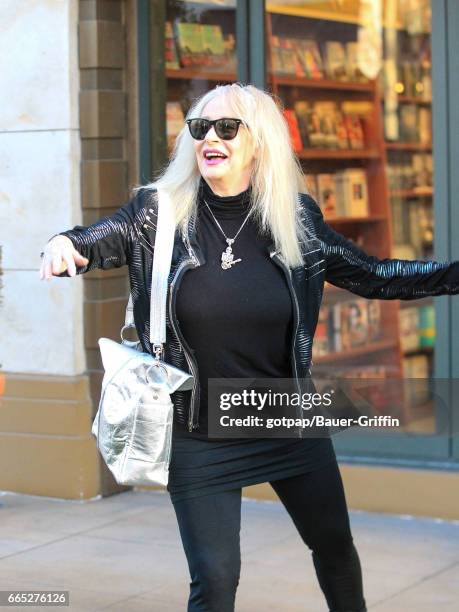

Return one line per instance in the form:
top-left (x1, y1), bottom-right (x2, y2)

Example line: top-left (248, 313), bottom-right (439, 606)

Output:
top-left (270, 36), bottom-right (369, 82)
top-left (284, 100), bottom-right (371, 151)
top-left (306, 169), bottom-right (369, 219)
top-left (313, 299), bottom-right (382, 357)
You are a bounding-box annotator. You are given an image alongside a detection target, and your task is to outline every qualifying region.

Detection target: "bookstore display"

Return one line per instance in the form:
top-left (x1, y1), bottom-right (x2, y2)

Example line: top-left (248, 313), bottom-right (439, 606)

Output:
top-left (266, 0), bottom-right (436, 428)
top-left (163, 0), bottom-right (437, 429)
top-left (165, 1), bottom-right (237, 157)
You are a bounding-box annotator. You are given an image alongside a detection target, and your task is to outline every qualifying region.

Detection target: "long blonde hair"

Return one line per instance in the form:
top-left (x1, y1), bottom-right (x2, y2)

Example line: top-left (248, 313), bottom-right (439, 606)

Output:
top-left (134, 82), bottom-right (312, 268)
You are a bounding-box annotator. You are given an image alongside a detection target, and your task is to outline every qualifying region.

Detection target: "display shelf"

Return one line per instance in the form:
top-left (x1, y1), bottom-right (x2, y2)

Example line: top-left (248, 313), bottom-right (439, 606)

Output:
top-left (403, 346), bottom-right (434, 357)
top-left (264, 5), bottom-right (424, 420)
top-left (166, 68), bottom-right (236, 81)
top-left (266, 3), bottom-right (362, 25)
top-left (313, 339), bottom-right (399, 364)
top-left (398, 95), bottom-right (432, 105)
top-left (299, 149), bottom-right (380, 160)
top-left (389, 188), bottom-right (433, 198)
top-left (271, 75), bottom-right (374, 92)
top-left (385, 142), bottom-right (432, 152)
top-left (266, 2), bottom-right (429, 33)
top-left (326, 215), bottom-right (387, 224)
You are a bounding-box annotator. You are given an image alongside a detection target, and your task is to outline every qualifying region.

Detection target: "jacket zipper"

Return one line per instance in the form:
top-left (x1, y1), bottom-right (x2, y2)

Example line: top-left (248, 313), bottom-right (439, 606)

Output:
top-left (168, 254), bottom-right (202, 432)
top-left (270, 250), bottom-right (303, 438)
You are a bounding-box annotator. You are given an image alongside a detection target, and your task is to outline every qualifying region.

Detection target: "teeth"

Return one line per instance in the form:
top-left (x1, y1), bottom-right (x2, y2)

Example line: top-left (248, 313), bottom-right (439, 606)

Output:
top-left (205, 153), bottom-right (226, 159)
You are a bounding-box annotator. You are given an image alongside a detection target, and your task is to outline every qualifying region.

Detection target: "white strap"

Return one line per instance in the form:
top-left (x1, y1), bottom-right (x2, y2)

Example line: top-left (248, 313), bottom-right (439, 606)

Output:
top-left (123, 187), bottom-right (175, 351)
top-left (150, 187), bottom-right (175, 347)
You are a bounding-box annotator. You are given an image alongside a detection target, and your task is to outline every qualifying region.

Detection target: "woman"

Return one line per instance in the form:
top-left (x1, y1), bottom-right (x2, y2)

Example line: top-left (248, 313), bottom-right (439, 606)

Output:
top-left (39, 83), bottom-right (459, 612)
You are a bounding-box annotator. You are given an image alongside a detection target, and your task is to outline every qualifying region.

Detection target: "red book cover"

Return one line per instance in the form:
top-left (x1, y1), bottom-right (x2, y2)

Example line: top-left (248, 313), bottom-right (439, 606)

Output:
top-left (283, 109), bottom-right (303, 153)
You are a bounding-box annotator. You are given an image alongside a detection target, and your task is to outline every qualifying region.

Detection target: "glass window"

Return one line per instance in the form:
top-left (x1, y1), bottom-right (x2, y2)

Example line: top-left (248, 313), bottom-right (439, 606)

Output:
top-left (165, 0), bottom-right (237, 157)
top-left (265, 1), bottom-right (443, 452)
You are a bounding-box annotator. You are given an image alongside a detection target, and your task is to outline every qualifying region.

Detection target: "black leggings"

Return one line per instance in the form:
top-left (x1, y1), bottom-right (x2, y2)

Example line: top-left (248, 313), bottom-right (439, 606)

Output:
top-left (170, 459), bottom-right (367, 612)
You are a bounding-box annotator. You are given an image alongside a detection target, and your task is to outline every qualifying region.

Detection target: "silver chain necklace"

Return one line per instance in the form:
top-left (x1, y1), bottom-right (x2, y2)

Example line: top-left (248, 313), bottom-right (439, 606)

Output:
top-left (203, 198), bottom-right (253, 270)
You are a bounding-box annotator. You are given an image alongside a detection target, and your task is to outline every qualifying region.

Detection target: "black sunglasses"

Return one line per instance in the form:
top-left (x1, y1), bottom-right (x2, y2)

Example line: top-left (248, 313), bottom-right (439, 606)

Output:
top-left (186, 117), bottom-right (247, 140)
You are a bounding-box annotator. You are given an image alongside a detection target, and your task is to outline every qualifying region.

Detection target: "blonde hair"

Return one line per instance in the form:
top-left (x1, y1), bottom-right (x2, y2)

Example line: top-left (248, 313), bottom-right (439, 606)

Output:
top-left (133, 82), bottom-right (313, 268)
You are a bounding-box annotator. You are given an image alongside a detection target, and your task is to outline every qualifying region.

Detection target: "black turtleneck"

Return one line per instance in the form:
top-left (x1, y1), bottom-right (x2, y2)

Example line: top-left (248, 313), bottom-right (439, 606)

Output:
top-left (174, 177), bottom-right (294, 438)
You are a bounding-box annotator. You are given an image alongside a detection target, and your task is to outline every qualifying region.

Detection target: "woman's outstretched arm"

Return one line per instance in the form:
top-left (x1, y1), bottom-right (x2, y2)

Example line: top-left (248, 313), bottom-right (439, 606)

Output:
top-left (302, 193), bottom-right (459, 300)
top-left (39, 188), bottom-right (152, 280)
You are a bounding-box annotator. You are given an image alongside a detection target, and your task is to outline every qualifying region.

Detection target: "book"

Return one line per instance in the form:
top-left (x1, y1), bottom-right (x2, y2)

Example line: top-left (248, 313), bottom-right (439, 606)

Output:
top-left (165, 21), bottom-right (180, 69)
top-left (419, 305), bottom-right (435, 347)
top-left (345, 42), bottom-right (367, 82)
top-left (334, 111), bottom-right (349, 149)
top-left (324, 41), bottom-right (347, 81)
top-left (367, 301), bottom-right (382, 341)
top-left (314, 102), bottom-right (339, 149)
top-left (306, 107), bottom-right (326, 148)
top-left (293, 101), bottom-right (310, 147)
top-left (340, 300), bottom-right (368, 349)
top-left (343, 114), bottom-right (365, 149)
top-left (174, 22), bottom-right (205, 68)
top-left (314, 305), bottom-right (331, 356)
top-left (335, 169), bottom-right (369, 217)
top-left (269, 35), bottom-right (284, 74)
top-left (201, 24), bottom-right (226, 70)
top-left (418, 107), bottom-right (432, 144)
top-left (166, 102), bottom-right (185, 154)
top-left (317, 174), bottom-right (338, 218)
top-left (283, 109), bottom-right (303, 152)
top-left (400, 307), bottom-right (420, 351)
top-left (298, 39), bottom-right (324, 79)
top-left (399, 104), bottom-right (418, 142)
top-left (280, 37), bottom-right (302, 76)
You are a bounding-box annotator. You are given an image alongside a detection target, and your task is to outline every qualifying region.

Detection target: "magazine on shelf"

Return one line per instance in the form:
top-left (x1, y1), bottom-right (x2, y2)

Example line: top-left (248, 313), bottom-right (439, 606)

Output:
top-left (166, 102), bottom-right (185, 153)
top-left (165, 21), bottom-right (180, 69)
top-left (345, 42), bottom-right (368, 82)
top-left (174, 22), bottom-right (205, 68)
top-left (335, 169), bottom-right (369, 217)
top-left (317, 174), bottom-right (339, 218)
top-left (298, 39), bottom-right (324, 79)
top-left (283, 109), bottom-right (303, 152)
top-left (323, 41), bottom-right (347, 81)
top-left (314, 102), bottom-right (339, 149)
top-left (201, 24), bottom-right (226, 70)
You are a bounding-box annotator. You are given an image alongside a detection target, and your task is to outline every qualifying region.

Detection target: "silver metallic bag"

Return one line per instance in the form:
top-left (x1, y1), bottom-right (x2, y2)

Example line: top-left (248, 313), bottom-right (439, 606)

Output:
top-left (91, 188), bottom-right (194, 486)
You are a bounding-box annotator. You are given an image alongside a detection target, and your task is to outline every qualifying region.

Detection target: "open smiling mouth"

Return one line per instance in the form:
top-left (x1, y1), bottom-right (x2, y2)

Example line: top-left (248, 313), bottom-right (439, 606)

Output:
top-left (203, 151), bottom-right (228, 165)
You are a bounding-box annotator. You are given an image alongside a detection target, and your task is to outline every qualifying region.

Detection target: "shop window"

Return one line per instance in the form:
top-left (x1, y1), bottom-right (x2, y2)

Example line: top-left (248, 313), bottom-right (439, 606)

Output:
top-left (266, 0), bottom-right (437, 435)
top-left (165, 0), bottom-right (237, 157)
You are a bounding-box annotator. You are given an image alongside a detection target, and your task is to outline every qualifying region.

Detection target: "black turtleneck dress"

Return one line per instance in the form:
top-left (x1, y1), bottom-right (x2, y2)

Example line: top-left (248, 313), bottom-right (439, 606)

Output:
top-left (167, 178), bottom-right (336, 502)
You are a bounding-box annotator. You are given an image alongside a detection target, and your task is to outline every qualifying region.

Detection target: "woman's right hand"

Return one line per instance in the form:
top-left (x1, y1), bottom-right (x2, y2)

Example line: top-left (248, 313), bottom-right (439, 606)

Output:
top-left (39, 235), bottom-right (89, 280)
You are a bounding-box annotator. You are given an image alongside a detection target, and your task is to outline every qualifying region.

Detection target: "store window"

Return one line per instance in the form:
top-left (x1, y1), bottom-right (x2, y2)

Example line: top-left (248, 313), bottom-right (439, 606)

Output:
top-left (160, 0), bottom-right (451, 459)
top-left (265, 0), bottom-right (440, 446)
top-left (165, 0), bottom-right (237, 157)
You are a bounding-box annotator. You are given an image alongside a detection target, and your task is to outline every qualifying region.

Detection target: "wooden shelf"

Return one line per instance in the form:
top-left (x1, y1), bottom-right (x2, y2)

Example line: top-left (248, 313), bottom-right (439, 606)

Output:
top-left (385, 142), bottom-right (432, 152)
top-left (325, 215), bottom-right (387, 224)
top-left (266, 4), bottom-right (430, 34)
top-left (397, 95), bottom-right (432, 105)
top-left (266, 3), bottom-right (362, 24)
top-left (270, 75), bottom-right (374, 92)
top-left (390, 188), bottom-right (433, 198)
top-left (166, 68), bottom-right (236, 82)
top-left (403, 345), bottom-right (434, 357)
top-left (313, 339), bottom-right (399, 364)
top-left (299, 148), bottom-right (379, 160)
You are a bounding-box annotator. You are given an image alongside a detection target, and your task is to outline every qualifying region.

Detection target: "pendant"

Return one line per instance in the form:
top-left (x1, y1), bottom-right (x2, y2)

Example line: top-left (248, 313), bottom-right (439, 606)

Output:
top-left (221, 239), bottom-right (242, 270)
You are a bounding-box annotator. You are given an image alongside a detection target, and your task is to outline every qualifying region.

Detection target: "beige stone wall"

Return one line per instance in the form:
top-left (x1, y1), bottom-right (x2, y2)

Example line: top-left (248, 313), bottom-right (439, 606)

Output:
top-left (0, 0), bottom-right (139, 499)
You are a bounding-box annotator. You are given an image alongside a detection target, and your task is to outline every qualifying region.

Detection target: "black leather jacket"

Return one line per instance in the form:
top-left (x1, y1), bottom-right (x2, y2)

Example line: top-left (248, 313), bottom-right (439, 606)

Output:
top-left (57, 187), bottom-right (459, 433)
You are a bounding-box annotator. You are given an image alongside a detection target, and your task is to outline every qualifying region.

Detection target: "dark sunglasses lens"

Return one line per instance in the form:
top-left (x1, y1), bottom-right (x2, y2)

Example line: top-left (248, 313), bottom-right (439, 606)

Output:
top-left (216, 119), bottom-right (239, 139)
top-left (189, 119), bottom-right (210, 139)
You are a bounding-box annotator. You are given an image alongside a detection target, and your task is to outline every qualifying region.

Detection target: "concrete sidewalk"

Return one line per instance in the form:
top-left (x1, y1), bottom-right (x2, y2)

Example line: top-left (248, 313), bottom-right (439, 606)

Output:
top-left (0, 489), bottom-right (458, 611)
